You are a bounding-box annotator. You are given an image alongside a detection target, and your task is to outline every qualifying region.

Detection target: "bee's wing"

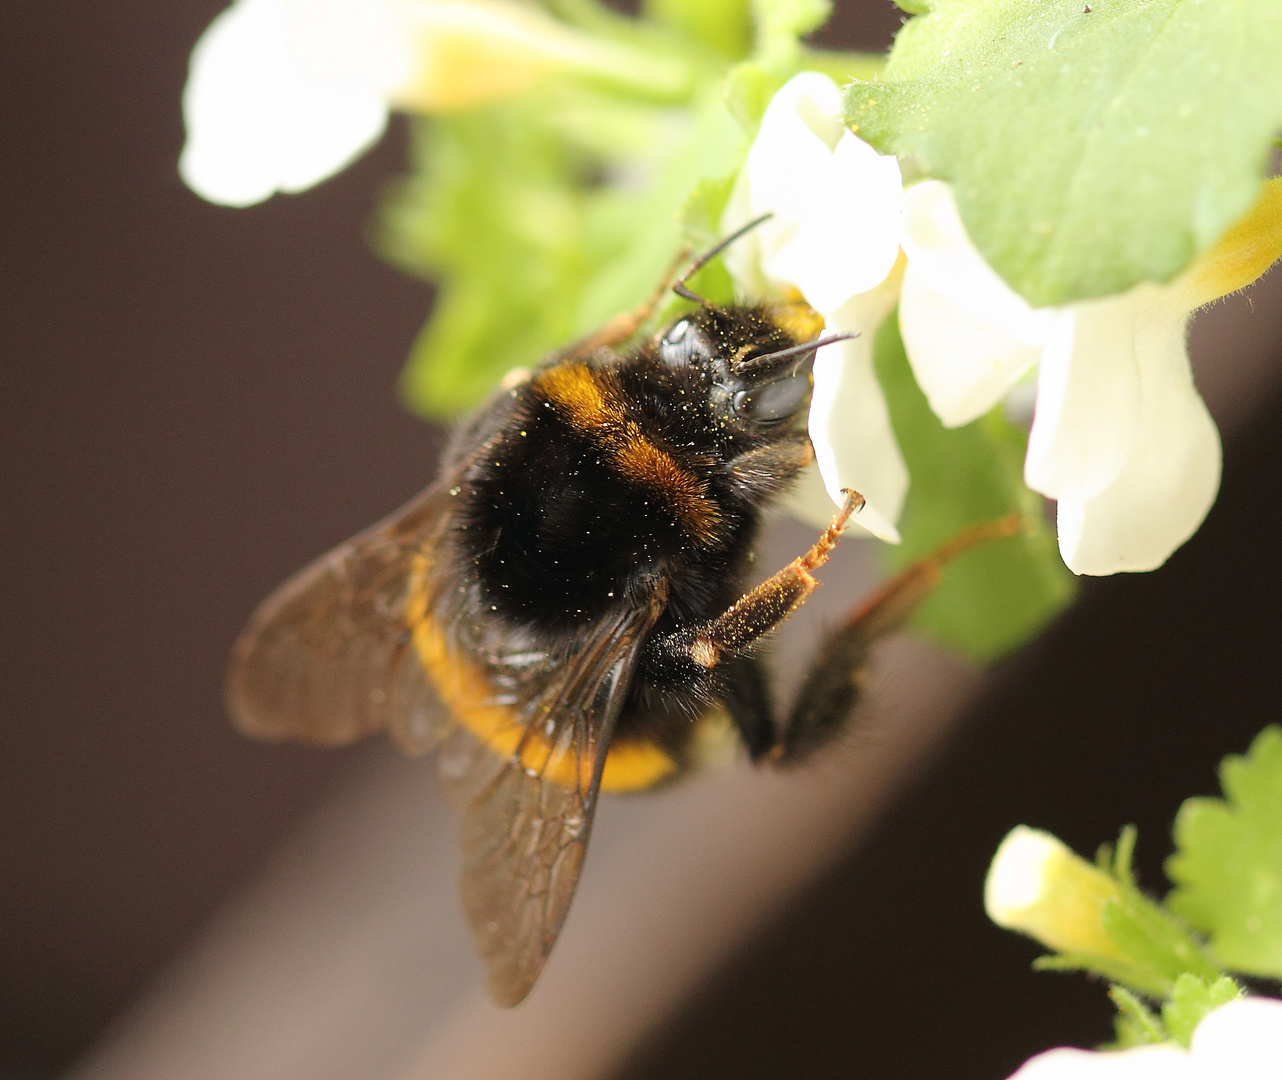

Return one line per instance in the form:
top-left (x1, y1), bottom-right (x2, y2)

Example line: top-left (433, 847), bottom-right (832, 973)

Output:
top-left (450, 590), bottom-right (667, 1006)
top-left (225, 480), bottom-right (459, 754)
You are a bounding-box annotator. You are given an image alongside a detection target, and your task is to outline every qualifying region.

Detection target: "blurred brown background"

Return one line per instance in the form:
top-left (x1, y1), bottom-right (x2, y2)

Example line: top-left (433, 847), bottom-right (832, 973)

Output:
top-left (3, 2), bottom-right (1281, 1078)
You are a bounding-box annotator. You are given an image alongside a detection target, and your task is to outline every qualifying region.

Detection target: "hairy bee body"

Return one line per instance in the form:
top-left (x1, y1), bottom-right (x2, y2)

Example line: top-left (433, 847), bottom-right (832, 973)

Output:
top-left (425, 304), bottom-right (815, 788)
top-left (226, 269), bottom-right (988, 1006)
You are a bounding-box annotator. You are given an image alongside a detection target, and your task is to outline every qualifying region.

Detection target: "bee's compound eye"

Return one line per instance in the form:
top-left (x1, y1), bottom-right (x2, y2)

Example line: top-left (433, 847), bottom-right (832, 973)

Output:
top-left (732, 372), bottom-right (811, 423)
top-left (660, 319), bottom-right (705, 368)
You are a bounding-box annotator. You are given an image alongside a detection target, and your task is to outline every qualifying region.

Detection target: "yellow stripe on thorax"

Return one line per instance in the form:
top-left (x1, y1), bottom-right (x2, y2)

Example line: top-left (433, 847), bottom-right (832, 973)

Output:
top-left (533, 363), bottom-right (722, 546)
top-left (407, 557), bottom-right (677, 792)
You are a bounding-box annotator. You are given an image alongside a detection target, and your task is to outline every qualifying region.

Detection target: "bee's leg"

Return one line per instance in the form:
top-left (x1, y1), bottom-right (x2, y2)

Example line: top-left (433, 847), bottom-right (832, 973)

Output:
top-left (775, 515), bottom-right (1023, 765)
top-left (726, 438), bottom-right (814, 502)
top-left (648, 490), bottom-right (863, 691)
top-left (721, 655), bottom-right (777, 761)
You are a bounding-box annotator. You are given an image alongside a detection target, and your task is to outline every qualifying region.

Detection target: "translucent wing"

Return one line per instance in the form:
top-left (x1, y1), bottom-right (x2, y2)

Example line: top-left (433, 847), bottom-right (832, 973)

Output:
top-left (452, 591), bottom-right (667, 1006)
top-left (226, 480), bottom-right (458, 754)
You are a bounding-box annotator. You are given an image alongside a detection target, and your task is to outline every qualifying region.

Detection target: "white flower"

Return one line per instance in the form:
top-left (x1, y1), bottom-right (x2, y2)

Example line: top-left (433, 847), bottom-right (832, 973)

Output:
top-left (1007, 997), bottom-right (1282, 1080)
top-left (181, 0), bottom-right (410, 206)
top-left (180, 0), bottom-right (658, 207)
top-left (722, 73), bottom-right (908, 543)
top-left (899, 181), bottom-right (1227, 576)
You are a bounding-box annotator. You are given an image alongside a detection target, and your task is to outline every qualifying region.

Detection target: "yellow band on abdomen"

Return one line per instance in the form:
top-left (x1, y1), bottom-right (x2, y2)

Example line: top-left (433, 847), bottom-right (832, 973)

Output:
top-left (406, 562), bottom-right (677, 793)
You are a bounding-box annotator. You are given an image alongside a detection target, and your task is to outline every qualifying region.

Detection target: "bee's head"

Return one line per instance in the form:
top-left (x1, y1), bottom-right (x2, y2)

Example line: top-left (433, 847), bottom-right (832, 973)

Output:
top-left (656, 305), bottom-right (852, 438)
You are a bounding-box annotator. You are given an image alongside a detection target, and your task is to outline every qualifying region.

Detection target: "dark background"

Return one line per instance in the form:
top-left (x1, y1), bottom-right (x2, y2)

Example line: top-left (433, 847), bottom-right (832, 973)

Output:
top-left (2, 2), bottom-right (1279, 1078)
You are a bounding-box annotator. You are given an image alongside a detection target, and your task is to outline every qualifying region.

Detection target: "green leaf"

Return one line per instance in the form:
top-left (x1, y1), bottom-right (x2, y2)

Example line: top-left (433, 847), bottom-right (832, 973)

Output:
top-left (1167, 726), bottom-right (1282, 979)
top-left (680, 174), bottom-right (738, 250)
top-left (795, 47), bottom-right (886, 84)
top-left (644, 0), bottom-right (754, 58)
top-left (1108, 985), bottom-right (1166, 1048)
top-left (874, 316), bottom-right (1074, 660)
top-left (380, 88), bottom-right (746, 418)
top-left (844, 0), bottom-right (1282, 306)
top-left (1161, 974), bottom-right (1241, 1047)
top-left (724, 61), bottom-right (786, 130)
top-left (752, 0), bottom-right (832, 52)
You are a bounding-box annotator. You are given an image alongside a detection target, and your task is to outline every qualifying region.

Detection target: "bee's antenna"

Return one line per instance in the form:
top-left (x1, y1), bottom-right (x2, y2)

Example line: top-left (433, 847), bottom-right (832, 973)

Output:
top-left (673, 213), bottom-right (773, 308)
top-left (734, 332), bottom-right (858, 377)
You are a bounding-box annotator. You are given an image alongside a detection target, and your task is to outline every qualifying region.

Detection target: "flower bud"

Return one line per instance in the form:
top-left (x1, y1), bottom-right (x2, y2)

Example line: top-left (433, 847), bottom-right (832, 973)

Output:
top-left (985, 826), bottom-right (1127, 961)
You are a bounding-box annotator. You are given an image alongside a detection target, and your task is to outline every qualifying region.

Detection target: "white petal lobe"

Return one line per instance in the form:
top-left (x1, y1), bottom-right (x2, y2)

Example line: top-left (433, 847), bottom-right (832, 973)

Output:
top-left (901, 182), bottom-right (1054, 347)
top-left (770, 133), bottom-right (903, 314)
top-left (743, 73), bottom-right (843, 270)
top-left (1006, 1044), bottom-right (1195, 1080)
top-left (1024, 298), bottom-right (1141, 501)
top-left (898, 258), bottom-right (1041, 426)
top-left (899, 181), bottom-right (1050, 425)
top-left (180, 0), bottom-right (396, 206)
top-left (805, 292), bottom-right (908, 543)
top-left (1191, 998), bottom-right (1282, 1078)
top-left (1055, 300), bottom-right (1221, 575)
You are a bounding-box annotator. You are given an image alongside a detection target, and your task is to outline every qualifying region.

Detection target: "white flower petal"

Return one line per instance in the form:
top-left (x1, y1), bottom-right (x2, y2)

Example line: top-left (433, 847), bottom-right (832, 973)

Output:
top-left (778, 460), bottom-right (837, 531)
top-left (899, 180), bottom-right (1052, 426)
top-left (1006, 1044), bottom-right (1194, 1080)
top-left (755, 70), bottom-right (845, 154)
top-left (769, 132), bottom-right (903, 314)
top-left (180, 0), bottom-right (393, 206)
top-left (898, 259), bottom-right (1041, 426)
top-left (1007, 998), bottom-right (1282, 1080)
top-left (1191, 998), bottom-right (1282, 1078)
top-left (902, 181), bottom-right (1052, 342)
top-left (984, 826), bottom-right (1069, 925)
top-left (803, 288), bottom-right (908, 543)
top-left (1055, 295), bottom-right (1221, 575)
top-left (280, 0), bottom-right (411, 89)
top-left (740, 73), bottom-right (844, 269)
top-left (1024, 297), bottom-right (1141, 501)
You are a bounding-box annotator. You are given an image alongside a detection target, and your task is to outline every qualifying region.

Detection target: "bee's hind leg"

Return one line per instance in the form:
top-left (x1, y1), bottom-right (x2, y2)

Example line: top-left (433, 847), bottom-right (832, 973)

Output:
top-left (775, 515), bottom-right (1023, 765)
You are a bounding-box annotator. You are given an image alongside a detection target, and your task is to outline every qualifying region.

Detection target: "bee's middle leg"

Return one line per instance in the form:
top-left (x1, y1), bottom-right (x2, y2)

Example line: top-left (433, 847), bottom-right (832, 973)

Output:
top-left (720, 655), bottom-right (777, 761)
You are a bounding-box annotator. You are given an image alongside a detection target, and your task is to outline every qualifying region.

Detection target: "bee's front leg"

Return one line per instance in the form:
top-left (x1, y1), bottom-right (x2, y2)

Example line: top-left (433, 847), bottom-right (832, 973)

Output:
top-left (653, 489), bottom-right (862, 668)
top-left (646, 491), bottom-right (863, 756)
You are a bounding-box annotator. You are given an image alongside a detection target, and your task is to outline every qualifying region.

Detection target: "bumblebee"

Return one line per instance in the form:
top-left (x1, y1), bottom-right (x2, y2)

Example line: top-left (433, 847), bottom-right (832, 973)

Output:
top-left (227, 223), bottom-right (1010, 1006)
